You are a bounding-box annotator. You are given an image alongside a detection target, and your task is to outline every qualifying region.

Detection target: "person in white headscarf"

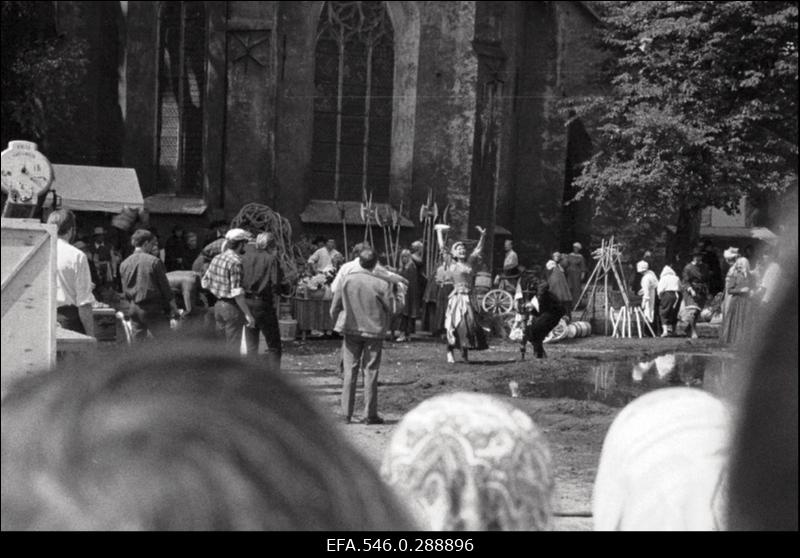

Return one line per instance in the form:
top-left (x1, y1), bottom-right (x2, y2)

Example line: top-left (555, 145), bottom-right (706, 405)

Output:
top-left (637, 260), bottom-right (659, 335)
top-left (657, 265), bottom-right (681, 337)
top-left (719, 257), bottom-right (754, 345)
top-left (381, 392), bottom-right (554, 531)
top-left (593, 388), bottom-right (731, 531)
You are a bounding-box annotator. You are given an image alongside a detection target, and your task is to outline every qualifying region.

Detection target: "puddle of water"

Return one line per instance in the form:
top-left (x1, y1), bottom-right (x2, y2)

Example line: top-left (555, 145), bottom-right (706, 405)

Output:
top-left (520, 353), bottom-right (739, 408)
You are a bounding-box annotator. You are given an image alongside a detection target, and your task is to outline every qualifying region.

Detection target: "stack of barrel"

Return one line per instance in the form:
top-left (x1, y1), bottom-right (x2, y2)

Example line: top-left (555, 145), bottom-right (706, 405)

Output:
top-left (565, 320), bottom-right (592, 339)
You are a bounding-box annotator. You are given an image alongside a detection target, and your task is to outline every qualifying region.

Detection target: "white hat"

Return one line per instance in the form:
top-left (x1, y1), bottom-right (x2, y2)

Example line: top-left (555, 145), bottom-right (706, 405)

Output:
top-left (723, 247), bottom-right (739, 260)
top-left (224, 228), bottom-right (252, 242)
top-left (636, 260), bottom-right (649, 273)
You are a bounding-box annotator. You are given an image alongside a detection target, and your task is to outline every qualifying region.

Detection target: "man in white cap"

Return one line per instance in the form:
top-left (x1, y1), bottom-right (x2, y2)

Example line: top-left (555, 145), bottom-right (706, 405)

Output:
top-left (202, 228), bottom-right (257, 348)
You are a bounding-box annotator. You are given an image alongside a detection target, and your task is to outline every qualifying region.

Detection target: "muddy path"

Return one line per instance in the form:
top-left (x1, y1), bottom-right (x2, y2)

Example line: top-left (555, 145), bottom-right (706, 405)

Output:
top-left (281, 334), bottom-right (727, 531)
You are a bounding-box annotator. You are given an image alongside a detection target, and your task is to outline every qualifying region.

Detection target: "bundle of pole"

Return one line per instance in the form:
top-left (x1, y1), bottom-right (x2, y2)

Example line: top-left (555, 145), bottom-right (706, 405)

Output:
top-left (360, 190), bottom-right (376, 248)
top-left (420, 192), bottom-right (452, 279)
top-left (419, 190), bottom-right (438, 278)
top-left (572, 236), bottom-right (654, 338)
top-left (375, 201), bottom-right (403, 269)
top-left (229, 202), bottom-right (303, 281)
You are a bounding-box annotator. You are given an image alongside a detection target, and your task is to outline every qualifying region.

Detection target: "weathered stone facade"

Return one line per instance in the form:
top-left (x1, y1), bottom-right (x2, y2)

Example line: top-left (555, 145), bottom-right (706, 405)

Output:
top-left (52, 0), bottom-right (603, 270)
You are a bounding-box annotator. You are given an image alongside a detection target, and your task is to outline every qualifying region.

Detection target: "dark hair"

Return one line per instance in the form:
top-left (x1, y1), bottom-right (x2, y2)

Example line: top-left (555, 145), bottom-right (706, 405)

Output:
top-left (1, 341), bottom-right (415, 530)
top-left (130, 229), bottom-right (154, 248)
top-left (46, 209), bottom-right (76, 237)
top-left (312, 236), bottom-right (326, 245)
top-left (359, 248), bottom-right (378, 270)
top-left (226, 238), bottom-right (247, 252)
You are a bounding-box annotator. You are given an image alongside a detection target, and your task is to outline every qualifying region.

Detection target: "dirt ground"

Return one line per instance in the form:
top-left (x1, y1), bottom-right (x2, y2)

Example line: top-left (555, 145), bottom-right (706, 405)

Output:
top-left (280, 333), bottom-right (725, 531)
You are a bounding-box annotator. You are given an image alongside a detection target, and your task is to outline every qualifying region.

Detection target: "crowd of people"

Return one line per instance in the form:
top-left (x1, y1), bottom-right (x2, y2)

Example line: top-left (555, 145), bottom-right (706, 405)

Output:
top-left (629, 241), bottom-right (783, 344)
top-left (2, 239), bottom-right (795, 530)
top-left (48, 207), bottom-right (782, 431)
top-left (2, 205), bottom-right (794, 531)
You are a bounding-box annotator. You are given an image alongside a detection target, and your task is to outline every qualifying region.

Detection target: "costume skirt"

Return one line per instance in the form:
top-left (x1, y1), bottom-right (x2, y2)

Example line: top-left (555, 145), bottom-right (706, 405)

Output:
top-left (719, 294), bottom-right (751, 345)
top-left (431, 283), bottom-right (454, 335)
top-left (444, 289), bottom-right (488, 350)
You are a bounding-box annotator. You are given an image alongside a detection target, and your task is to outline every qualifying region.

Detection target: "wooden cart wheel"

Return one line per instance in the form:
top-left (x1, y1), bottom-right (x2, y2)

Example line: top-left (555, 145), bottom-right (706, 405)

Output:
top-left (481, 289), bottom-right (514, 315)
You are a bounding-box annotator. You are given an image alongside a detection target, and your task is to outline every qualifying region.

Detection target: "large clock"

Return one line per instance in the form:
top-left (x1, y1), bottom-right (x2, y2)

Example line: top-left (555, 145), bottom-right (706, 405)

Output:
top-left (1, 140), bottom-right (54, 205)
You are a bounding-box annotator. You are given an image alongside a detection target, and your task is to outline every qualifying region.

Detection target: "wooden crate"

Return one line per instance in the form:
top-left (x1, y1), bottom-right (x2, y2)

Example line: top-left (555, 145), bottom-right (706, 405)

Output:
top-left (1, 219), bottom-right (57, 398)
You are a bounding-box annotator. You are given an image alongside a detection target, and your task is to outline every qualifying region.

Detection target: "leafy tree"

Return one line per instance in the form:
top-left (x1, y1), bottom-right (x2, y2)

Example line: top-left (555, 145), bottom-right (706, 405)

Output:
top-left (1, 1), bottom-right (88, 153)
top-left (567, 1), bottom-right (798, 262)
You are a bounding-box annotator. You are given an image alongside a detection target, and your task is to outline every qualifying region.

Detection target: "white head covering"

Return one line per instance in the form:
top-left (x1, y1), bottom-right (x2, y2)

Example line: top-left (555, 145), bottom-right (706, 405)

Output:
top-left (723, 247), bottom-right (739, 261)
top-left (545, 260), bottom-right (556, 271)
top-left (660, 265), bottom-right (676, 278)
top-left (225, 228), bottom-right (251, 242)
top-left (593, 388), bottom-right (731, 531)
top-left (636, 260), bottom-right (649, 273)
top-left (573, 242), bottom-right (582, 251)
top-left (222, 228), bottom-right (252, 251)
top-left (382, 392), bottom-right (554, 531)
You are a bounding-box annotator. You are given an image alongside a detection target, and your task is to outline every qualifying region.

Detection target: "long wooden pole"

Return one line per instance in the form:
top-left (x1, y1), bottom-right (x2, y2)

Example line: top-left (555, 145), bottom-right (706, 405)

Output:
top-left (635, 307), bottom-right (642, 338)
top-left (573, 258), bottom-right (601, 314)
top-left (603, 241), bottom-right (609, 336)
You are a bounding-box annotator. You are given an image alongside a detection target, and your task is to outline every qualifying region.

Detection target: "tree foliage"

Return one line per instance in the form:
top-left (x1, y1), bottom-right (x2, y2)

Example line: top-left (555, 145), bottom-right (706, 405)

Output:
top-left (567, 1), bottom-right (798, 247)
top-left (1, 1), bottom-right (89, 150)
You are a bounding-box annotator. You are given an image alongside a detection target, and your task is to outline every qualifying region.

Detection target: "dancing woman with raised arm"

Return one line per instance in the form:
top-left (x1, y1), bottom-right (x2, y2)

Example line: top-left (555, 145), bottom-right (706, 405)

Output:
top-left (443, 226), bottom-right (489, 363)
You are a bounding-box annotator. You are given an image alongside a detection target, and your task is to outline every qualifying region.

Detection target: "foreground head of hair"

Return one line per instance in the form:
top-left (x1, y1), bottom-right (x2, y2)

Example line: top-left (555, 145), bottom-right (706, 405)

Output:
top-left (381, 392), bottom-right (554, 531)
top-left (1, 341), bottom-right (415, 531)
top-left (592, 388), bottom-right (731, 531)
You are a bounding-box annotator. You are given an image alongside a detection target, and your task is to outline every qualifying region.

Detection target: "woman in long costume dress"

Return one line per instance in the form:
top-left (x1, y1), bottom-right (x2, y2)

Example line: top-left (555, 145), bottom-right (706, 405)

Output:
top-left (444, 226), bottom-right (489, 363)
top-left (719, 257), bottom-right (753, 345)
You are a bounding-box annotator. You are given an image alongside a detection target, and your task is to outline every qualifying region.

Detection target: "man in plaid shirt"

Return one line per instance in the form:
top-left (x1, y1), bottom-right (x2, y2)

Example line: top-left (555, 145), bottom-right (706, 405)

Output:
top-left (202, 228), bottom-right (256, 347)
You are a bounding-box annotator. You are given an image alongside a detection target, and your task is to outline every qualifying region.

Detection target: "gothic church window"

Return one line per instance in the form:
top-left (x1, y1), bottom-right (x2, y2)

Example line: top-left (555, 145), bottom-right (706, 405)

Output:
top-left (312, 1), bottom-right (394, 202)
top-left (156, 1), bottom-right (206, 195)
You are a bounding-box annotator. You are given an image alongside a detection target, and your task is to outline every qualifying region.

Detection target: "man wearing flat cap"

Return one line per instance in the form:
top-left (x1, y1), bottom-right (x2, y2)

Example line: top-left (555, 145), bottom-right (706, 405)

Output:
top-left (681, 248), bottom-right (709, 339)
top-left (202, 228), bottom-right (257, 348)
top-left (119, 229), bottom-right (180, 341)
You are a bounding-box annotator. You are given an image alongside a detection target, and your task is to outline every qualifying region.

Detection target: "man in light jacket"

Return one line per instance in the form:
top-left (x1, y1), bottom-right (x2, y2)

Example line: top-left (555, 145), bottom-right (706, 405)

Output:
top-left (330, 248), bottom-right (391, 425)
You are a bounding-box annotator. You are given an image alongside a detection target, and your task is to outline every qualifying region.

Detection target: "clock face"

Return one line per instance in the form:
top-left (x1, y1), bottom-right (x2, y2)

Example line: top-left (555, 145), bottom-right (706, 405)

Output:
top-left (1, 141), bottom-right (53, 204)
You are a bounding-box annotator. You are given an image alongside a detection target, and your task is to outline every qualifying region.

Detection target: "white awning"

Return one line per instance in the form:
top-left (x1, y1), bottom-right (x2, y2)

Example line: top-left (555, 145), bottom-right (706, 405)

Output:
top-left (48, 164), bottom-right (143, 213)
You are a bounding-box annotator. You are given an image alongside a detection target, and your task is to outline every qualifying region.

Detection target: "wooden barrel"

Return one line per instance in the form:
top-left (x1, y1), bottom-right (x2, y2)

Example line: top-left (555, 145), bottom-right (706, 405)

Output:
top-left (575, 321), bottom-right (591, 337)
top-left (278, 319), bottom-right (298, 341)
top-left (566, 324), bottom-right (578, 338)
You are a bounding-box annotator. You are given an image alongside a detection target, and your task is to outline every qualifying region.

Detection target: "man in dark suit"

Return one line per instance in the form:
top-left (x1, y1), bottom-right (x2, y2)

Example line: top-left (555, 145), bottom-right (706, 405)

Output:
top-left (521, 280), bottom-right (564, 360)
